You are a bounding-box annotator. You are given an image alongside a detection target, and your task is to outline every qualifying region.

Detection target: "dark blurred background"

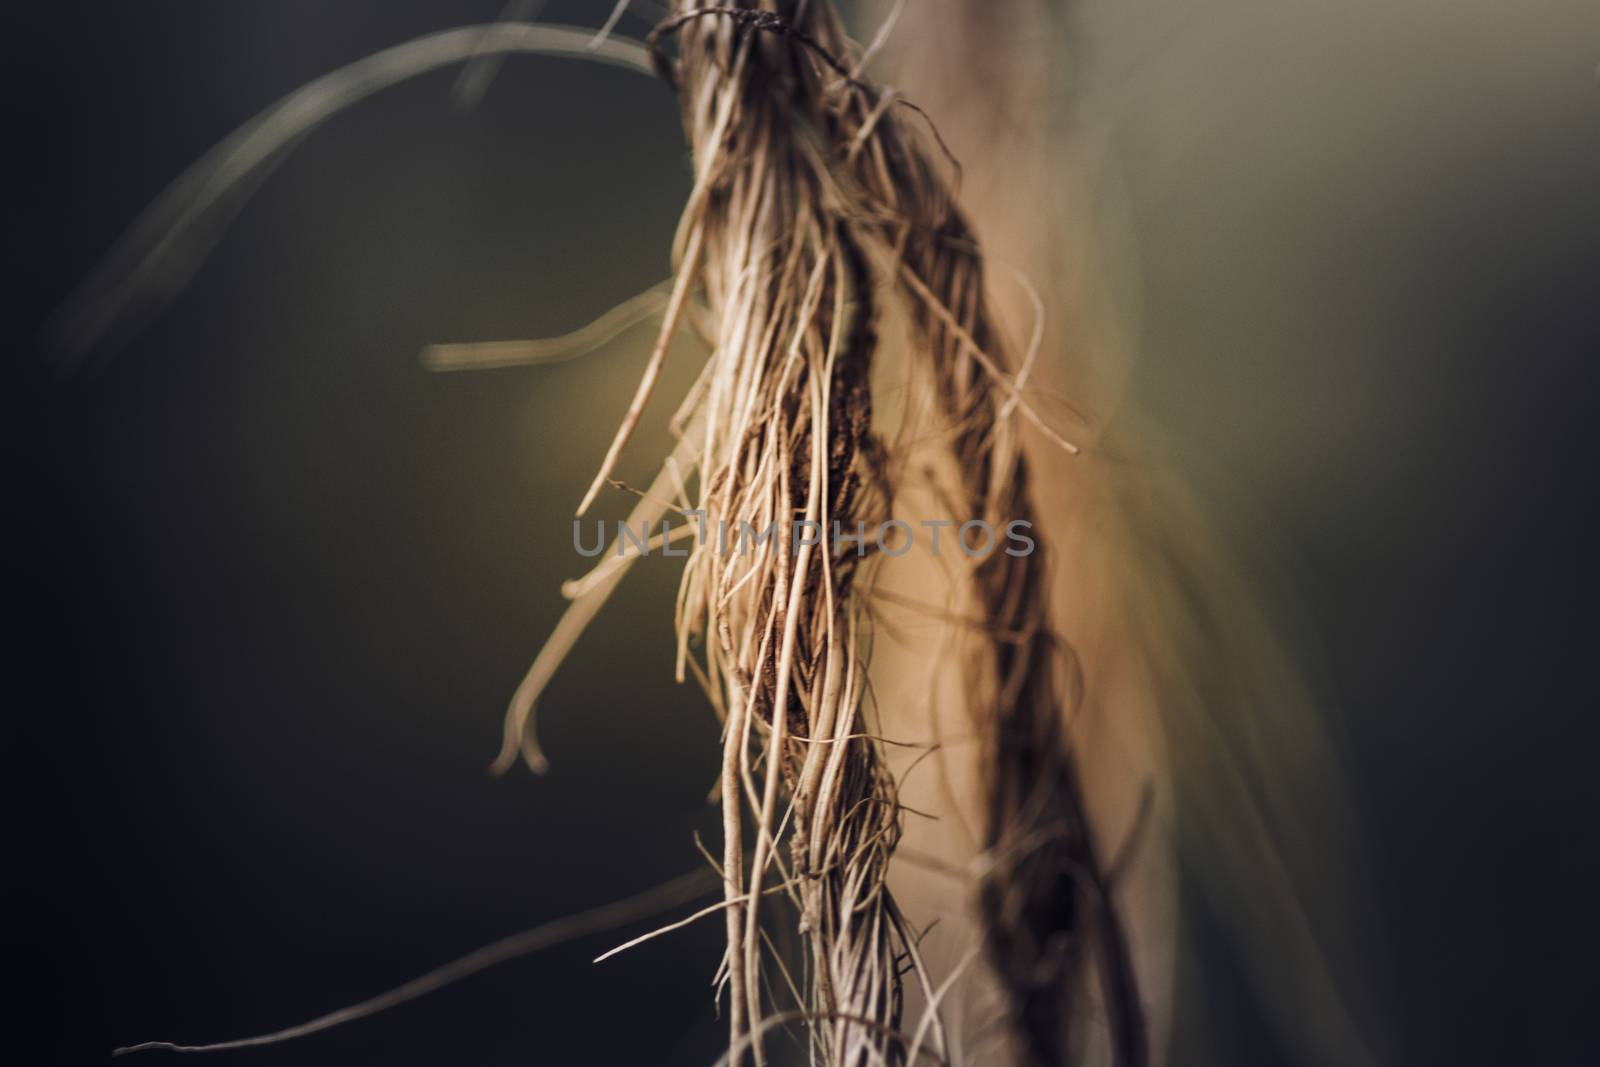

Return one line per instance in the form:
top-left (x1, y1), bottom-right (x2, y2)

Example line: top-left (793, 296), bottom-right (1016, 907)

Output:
top-left (3, 2), bottom-right (1597, 1064)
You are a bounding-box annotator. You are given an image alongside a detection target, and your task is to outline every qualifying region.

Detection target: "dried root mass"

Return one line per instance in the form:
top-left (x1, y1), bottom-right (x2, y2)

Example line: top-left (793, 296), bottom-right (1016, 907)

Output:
top-left (504, 4), bottom-right (1148, 1064)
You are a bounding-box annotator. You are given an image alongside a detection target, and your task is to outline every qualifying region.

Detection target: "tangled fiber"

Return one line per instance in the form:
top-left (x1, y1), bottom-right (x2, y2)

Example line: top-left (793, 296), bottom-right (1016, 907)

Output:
top-left (492, 5), bottom-right (1145, 1064)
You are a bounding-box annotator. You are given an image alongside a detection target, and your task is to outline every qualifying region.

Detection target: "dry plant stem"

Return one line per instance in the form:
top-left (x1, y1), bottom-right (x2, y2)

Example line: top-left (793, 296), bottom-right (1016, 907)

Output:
top-left (576, 226), bottom-right (706, 516)
top-left (421, 280), bottom-right (671, 371)
top-left (493, 424), bottom-right (703, 775)
top-left (453, 0), bottom-right (548, 107)
top-left (44, 23), bottom-right (655, 366)
top-left (111, 869), bottom-right (716, 1057)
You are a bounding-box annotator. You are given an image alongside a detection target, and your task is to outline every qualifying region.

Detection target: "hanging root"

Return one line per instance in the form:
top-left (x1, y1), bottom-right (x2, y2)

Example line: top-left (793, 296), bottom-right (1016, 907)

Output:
top-left (519, 3), bottom-right (1143, 1063)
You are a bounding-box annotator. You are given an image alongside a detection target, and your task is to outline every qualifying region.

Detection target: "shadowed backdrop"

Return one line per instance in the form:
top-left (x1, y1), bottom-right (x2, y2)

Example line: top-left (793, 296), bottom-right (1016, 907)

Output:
top-left (4, 1), bottom-right (1597, 1063)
